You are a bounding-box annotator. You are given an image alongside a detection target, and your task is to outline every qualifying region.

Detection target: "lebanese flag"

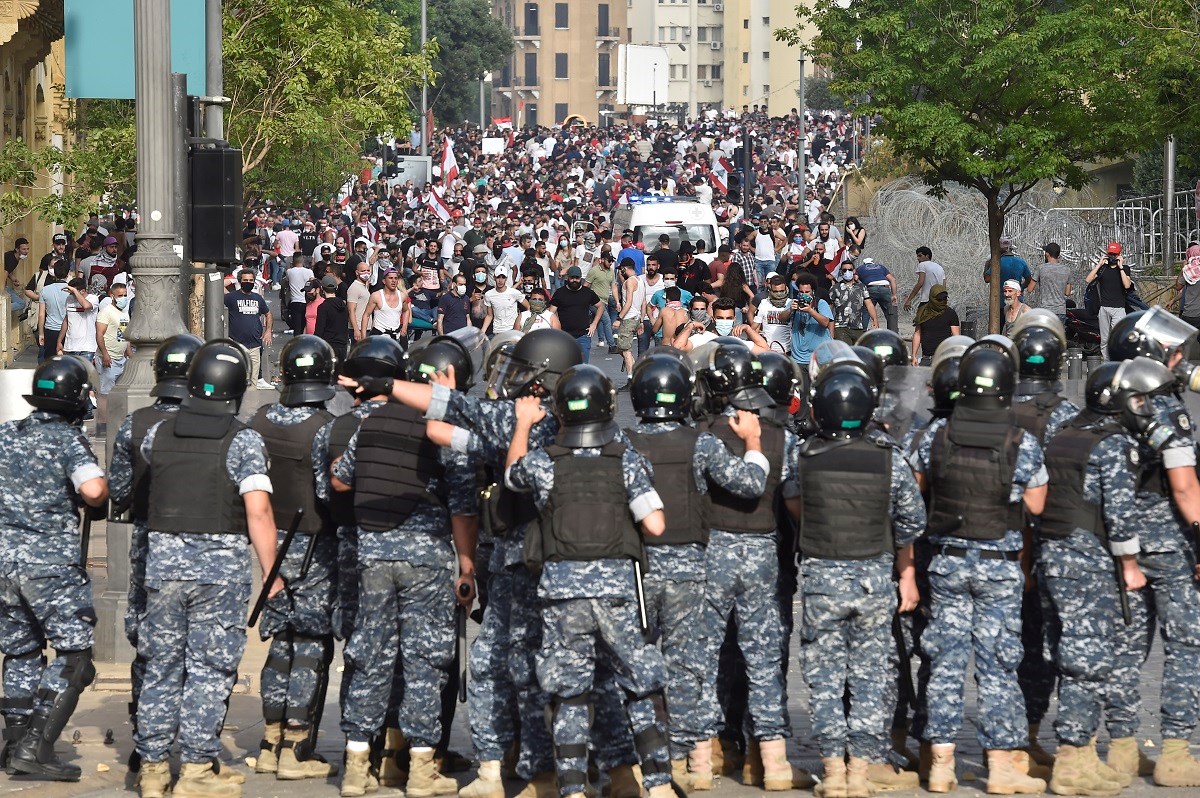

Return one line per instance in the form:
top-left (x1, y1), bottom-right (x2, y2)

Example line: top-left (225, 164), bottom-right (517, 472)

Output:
top-left (442, 137), bottom-right (460, 182)
top-left (492, 116), bottom-right (513, 129)
top-left (426, 186), bottom-right (452, 222)
top-left (710, 156), bottom-right (733, 194)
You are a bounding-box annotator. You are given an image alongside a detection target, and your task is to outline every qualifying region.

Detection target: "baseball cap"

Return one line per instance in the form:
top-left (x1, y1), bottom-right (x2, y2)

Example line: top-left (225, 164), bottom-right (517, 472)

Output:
top-left (52, 233), bottom-right (67, 244)
top-left (999, 236), bottom-right (1014, 251)
top-left (566, 266), bottom-right (583, 278)
top-left (473, 244), bottom-right (489, 255)
top-left (321, 274), bottom-right (338, 291)
top-left (1003, 279), bottom-right (1023, 293)
top-left (1106, 241), bottom-right (1123, 255)
top-left (103, 235), bottom-right (118, 246)
top-left (766, 271), bottom-right (783, 282)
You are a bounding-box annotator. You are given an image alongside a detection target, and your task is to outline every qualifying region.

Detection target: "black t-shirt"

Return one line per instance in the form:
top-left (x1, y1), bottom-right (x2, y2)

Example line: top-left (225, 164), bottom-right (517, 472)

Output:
top-left (437, 290), bottom-right (472, 333)
top-left (550, 285), bottom-right (600, 337)
top-left (223, 290), bottom-right (269, 348)
top-left (917, 307), bottom-right (961, 358)
top-left (655, 248), bottom-right (679, 273)
top-left (4, 250), bottom-right (20, 275)
top-left (1095, 263), bottom-right (1128, 308)
top-left (298, 230), bottom-right (319, 256)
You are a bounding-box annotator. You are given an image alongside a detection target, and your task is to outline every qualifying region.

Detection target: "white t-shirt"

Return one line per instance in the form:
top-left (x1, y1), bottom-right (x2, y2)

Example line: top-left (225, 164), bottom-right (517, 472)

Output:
top-left (754, 298), bottom-right (793, 353)
top-left (754, 231), bottom-right (776, 261)
top-left (917, 260), bottom-right (946, 303)
top-left (485, 286), bottom-right (525, 333)
top-left (286, 265), bottom-right (315, 303)
top-left (61, 294), bottom-right (100, 353)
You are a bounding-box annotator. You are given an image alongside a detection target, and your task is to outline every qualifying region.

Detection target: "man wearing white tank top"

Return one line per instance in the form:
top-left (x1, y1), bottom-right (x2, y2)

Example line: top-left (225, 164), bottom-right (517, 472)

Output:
top-left (615, 258), bottom-right (645, 384)
top-left (361, 269), bottom-right (411, 344)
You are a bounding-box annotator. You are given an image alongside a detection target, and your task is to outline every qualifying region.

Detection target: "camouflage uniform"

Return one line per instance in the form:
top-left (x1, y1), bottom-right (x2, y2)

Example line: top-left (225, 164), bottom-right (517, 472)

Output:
top-left (257, 404), bottom-right (338, 733)
top-left (907, 419), bottom-right (1047, 750)
top-left (1108, 395), bottom-right (1200, 742)
top-left (134, 422), bottom-right (270, 765)
top-left (0, 412), bottom-right (103, 723)
top-left (796, 447), bottom-right (926, 759)
top-left (1038, 427), bottom-right (1139, 745)
top-left (631, 420), bottom-right (769, 759)
top-left (332, 426), bottom-right (477, 747)
top-left (108, 400), bottom-right (180, 717)
top-left (507, 442), bottom-right (672, 796)
top-left (700, 409), bottom-right (793, 743)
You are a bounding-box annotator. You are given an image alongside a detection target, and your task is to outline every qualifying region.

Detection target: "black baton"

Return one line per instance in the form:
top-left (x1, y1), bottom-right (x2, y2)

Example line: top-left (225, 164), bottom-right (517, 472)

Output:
top-left (248, 509), bottom-right (304, 627)
top-left (456, 583), bottom-right (470, 703)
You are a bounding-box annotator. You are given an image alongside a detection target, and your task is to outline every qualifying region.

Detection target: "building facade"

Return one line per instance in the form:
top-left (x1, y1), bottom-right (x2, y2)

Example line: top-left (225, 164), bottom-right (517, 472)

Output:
top-left (492, 0), bottom-right (629, 128)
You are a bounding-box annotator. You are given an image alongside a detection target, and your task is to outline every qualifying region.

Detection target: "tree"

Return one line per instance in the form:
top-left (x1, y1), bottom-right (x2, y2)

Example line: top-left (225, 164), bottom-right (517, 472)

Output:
top-left (372, 0), bottom-right (513, 125)
top-left (780, 0), bottom-right (1160, 331)
top-left (224, 0), bottom-right (433, 204)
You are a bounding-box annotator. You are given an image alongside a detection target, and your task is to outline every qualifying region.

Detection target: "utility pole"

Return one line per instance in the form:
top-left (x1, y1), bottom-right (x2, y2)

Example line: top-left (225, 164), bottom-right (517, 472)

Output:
top-left (97, 0), bottom-right (188, 663)
top-left (798, 57), bottom-right (806, 189)
top-left (480, 75), bottom-right (486, 129)
top-left (1165, 134), bottom-right (1177, 271)
top-left (420, 0), bottom-right (428, 156)
top-left (204, 0), bottom-right (225, 339)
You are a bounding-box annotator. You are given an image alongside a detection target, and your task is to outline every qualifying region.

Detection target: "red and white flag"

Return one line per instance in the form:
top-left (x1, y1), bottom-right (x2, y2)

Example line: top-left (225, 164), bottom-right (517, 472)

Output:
top-left (441, 136), bottom-right (460, 183)
top-left (710, 156), bottom-right (733, 194)
top-left (491, 116), bottom-right (513, 129)
top-left (426, 186), bottom-right (452, 222)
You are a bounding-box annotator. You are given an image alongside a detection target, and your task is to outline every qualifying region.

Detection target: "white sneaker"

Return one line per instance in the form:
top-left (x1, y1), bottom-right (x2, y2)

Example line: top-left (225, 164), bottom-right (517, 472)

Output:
top-left (256, 378), bottom-right (275, 390)
top-left (271, 282), bottom-right (281, 290)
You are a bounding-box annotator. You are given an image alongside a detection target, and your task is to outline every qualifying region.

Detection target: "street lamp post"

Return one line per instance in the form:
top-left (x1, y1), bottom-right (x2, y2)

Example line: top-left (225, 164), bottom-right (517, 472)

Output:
top-left (798, 56), bottom-right (807, 188)
top-left (419, 0), bottom-right (428, 156)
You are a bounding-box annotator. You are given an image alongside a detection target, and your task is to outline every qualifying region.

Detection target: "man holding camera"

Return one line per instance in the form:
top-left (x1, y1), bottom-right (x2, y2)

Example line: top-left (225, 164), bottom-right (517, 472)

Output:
top-left (1086, 241), bottom-right (1132, 356)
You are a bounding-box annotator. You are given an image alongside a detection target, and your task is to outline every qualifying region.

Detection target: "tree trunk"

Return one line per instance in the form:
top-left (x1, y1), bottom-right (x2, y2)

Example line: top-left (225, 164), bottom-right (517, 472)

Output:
top-left (987, 195), bottom-right (1004, 335)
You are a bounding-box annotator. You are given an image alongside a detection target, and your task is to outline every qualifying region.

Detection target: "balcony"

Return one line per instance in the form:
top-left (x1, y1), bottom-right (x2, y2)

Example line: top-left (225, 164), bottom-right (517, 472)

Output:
top-left (596, 25), bottom-right (619, 39)
top-left (514, 25), bottom-right (540, 38)
top-left (598, 73), bottom-right (612, 87)
top-left (506, 74), bottom-right (539, 89)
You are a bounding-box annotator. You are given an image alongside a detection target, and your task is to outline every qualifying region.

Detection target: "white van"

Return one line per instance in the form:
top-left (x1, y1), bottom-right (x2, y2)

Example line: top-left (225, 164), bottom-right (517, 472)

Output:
top-left (611, 196), bottom-right (721, 264)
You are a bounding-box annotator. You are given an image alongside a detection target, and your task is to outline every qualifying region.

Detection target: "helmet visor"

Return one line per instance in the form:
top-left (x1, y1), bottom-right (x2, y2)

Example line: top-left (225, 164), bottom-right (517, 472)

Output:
top-left (1135, 306), bottom-right (1198, 358)
top-left (809, 340), bottom-right (858, 381)
top-left (485, 351), bottom-right (544, 399)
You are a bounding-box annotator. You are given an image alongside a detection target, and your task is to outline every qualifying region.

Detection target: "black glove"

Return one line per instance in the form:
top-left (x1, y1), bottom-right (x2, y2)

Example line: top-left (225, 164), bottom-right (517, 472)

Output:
top-left (87, 501), bottom-right (109, 522)
top-left (356, 376), bottom-right (394, 399)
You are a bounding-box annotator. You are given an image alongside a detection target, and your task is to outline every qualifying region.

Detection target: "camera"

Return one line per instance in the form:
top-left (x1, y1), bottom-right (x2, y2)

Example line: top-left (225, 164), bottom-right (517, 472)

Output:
top-left (1107, 254), bottom-right (1119, 267)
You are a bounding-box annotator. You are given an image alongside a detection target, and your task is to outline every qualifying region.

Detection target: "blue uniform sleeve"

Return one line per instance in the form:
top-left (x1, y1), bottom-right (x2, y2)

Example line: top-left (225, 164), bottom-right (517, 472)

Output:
top-left (65, 427), bottom-right (104, 491)
top-left (505, 448), bottom-right (553, 511)
top-left (227, 428), bottom-right (272, 494)
top-left (906, 419), bottom-right (941, 475)
top-left (108, 415), bottom-right (135, 507)
top-left (890, 450), bottom-right (927, 548)
top-left (1098, 434), bottom-right (1141, 555)
top-left (693, 431), bottom-right (767, 498)
top-left (1010, 431), bottom-right (1048, 503)
top-left (622, 446), bottom-right (664, 523)
top-left (312, 420), bottom-right (334, 503)
top-left (331, 430), bottom-right (357, 485)
top-left (428, 383), bottom-right (518, 452)
top-left (443, 450), bottom-right (480, 517)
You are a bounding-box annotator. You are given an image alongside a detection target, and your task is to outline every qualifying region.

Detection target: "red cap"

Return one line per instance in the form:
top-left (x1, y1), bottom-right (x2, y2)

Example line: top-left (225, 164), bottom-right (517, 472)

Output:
top-left (1106, 241), bottom-right (1122, 255)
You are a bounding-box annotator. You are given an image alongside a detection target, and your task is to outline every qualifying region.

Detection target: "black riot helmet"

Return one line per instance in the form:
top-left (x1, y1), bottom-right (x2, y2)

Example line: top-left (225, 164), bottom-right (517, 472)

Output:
top-left (151, 334), bottom-right (205, 400)
top-left (1110, 356), bottom-right (1177, 434)
top-left (1084, 361), bottom-right (1123, 415)
top-left (278, 335), bottom-right (337, 406)
top-left (1012, 324), bottom-right (1065, 381)
top-left (810, 364), bottom-right (877, 438)
top-left (1107, 306), bottom-right (1199, 364)
top-left (487, 328), bottom-right (582, 400)
top-left (758, 351), bottom-right (804, 426)
top-left (856, 328), bottom-right (908, 367)
top-left (553, 364), bottom-right (619, 447)
top-left (698, 340), bottom-right (773, 411)
top-left (850, 345), bottom-right (885, 392)
top-left (929, 356), bottom-right (963, 418)
top-left (409, 335), bottom-right (476, 391)
top-left (24, 355), bottom-right (92, 417)
top-left (956, 342), bottom-right (1016, 411)
top-left (631, 353), bottom-right (694, 421)
top-left (342, 336), bottom-right (407, 383)
top-left (183, 339), bottom-right (248, 415)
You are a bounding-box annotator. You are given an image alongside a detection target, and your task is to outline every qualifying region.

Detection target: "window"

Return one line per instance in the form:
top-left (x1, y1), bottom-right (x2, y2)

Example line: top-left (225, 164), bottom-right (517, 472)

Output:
top-left (763, 84), bottom-right (770, 95)
top-left (524, 52), bottom-right (538, 84)
top-left (762, 51), bottom-right (770, 60)
top-left (762, 16), bottom-right (770, 25)
top-left (710, 26), bottom-right (722, 41)
top-left (526, 104), bottom-right (538, 128)
top-left (711, 64), bottom-right (722, 79)
top-left (658, 26), bottom-right (666, 40)
top-left (698, 64), bottom-right (708, 79)
top-left (669, 26), bottom-right (677, 40)
top-left (598, 3), bottom-right (610, 35)
top-left (743, 18), bottom-right (749, 28)
top-left (598, 52), bottom-right (611, 86)
top-left (554, 2), bottom-right (568, 28)
top-left (555, 103), bottom-right (568, 124)
top-left (698, 27), bottom-right (708, 41)
top-left (742, 52), bottom-right (749, 63)
top-left (523, 3), bottom-right (539, 35)
top-left (680, 64), bottom-right (688, 79)
top-left (742, 85), bottom-right (748, 96)
top-left (555, 52), bottom-right (568, 79)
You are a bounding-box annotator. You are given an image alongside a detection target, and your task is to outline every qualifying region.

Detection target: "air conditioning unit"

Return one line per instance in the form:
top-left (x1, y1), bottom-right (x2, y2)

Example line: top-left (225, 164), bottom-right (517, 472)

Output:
top-left (682, 28), bottom-right (691, 37)
top-left (710, 41), bottom-right (721, 50)
top-left (713, 3), bottom-right (723, 10)
top-left (703, 79), bottom-right (713, 87)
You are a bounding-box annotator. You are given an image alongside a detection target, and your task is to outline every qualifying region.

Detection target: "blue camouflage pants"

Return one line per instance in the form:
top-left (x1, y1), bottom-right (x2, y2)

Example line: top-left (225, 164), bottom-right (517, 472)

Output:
top-left (1104, 581), bottom-right (1154, 739)
top-left (510, 564), bottom-right (558, 777)
top-left (135, 580), bottom-right (249, 763)
top-left (0, 563), bottom-right (95, 717)
top-left (125, 525), bottom-right (150, 718)
top-left (341, 559), bottom-right (453, 746)
top-left (923, 550), bottom-right (1027, 750)
top-left (260, 530), bottom-right (337, 728)
top-left (537, 597), bottom-right (671, 796)
top-left (468, 564), bottom-right (518, 761)
top-left (700, 530), bottom-right (789, 740)
top-left (333, 525), bottom-right (359, 641)
top-left (1018, 549), bottom-right (1057, 726)
top-left (1038, 539), bottom-right (1119, 745)
top-left (801, 570), bottom-right (895, 759)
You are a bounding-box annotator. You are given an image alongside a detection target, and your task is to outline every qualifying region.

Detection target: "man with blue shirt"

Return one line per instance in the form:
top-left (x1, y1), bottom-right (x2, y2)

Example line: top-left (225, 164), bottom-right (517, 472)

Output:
top-left (617, 231), bottom-right (645, 276)
top-left (984, 236), bottom-right (1037, 293)
top-left (855, 256), bottom-right (898, 332)
top-left (789, 273), bottom-right (834, 365)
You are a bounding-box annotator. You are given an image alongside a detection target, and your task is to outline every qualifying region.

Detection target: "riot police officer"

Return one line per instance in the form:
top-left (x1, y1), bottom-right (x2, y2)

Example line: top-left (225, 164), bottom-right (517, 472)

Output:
top-left (506, 364), bottom-right (676, 798)
top-left (250, 335), bottom-right (339, 781)
top-left (0, 357), bottom-right (107, 782)
top-left (624, 353), bottom-right (769, 789)
top-left (907, 342), bottom-right (1048, 795)
top-left (134, 340), bottom-right (282, 798)
top-left (787, 364), bottom-right (926, 798)
top-left (109, 333), bottom-right (204, 770)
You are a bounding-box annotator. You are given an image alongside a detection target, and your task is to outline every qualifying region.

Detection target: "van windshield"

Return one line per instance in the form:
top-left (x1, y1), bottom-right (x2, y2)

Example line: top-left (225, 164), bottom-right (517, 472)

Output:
top-left (635, 225), bottom-right (716, 255)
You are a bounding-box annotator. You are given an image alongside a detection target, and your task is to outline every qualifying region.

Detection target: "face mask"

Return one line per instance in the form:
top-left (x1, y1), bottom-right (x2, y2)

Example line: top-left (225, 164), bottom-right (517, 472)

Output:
top-left (529, 299), bottom-right (548, 313)
top-left (358, 273), bottom-right (370, 283)
top-left (454, 284), bottom-right (466, 295)
top-left (769, 288), bottom-right (789, 301)
top-left (714, 319), bottom-right (735, 336)
top-left (114, 296), bottom-right (130, 310)
top-left (690, 308), bottom-right (710, 325)
top-left (840, 270), bottom-right (854, 282)
top-left (522, 284), bottom-right (534, 294)
top-left (475, 273), bottom-right (487, 283)
top-left (18, 253), bottom-right (26, 260)
top-left (799, 292), bottom-right (813, 303)
top-left (793, 236), bottom-right (803, 244)
top-left (240, 282), bottom-right (255, 293)
top-left (663, 279), bottom-right (677, 289)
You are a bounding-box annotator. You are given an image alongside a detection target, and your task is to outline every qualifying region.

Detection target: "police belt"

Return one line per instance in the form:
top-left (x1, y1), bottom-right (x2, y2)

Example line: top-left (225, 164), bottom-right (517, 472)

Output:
top-left (934, 545), bottom-right (1021, 561)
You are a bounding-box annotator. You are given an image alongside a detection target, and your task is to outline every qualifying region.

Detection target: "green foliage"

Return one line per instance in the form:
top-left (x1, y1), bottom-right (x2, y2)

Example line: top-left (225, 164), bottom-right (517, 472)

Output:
top-left (801, 76), bottom-right (846, 112)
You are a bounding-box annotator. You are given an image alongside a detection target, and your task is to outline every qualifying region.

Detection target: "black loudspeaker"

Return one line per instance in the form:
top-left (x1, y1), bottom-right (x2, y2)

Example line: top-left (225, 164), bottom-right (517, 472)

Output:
top-left (190, 146), bottom-right (243, 263)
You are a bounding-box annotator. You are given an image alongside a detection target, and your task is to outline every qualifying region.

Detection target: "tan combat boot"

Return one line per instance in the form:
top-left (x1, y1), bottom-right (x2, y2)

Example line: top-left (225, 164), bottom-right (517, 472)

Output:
top-left (759, 738), bottom-right (816, 791)
top-left (276, 726), bottom-right (337, 780)
top-left (817, 756), bottom-right (848, 798)
top-left (865, 761), bottom-right (919, 791)
top-left (461, 759), bottom-right (505, 798)
top-left (174, 761), bottom-right (242, 798)
top-left (340, 748), bottom-right (379, 797)
top-left (606, 764), bottom-right (642, 798)
top-left (671, 759), bottom-right (696, 792)
top-left (378, 728), bottom-right (408, 788)
top-left (985, 749), bottom-right (1047, 794)
top-left (256, 722), bottom-right (282, 774)
top-left (716, 737), bottom-right (743, 776)
top-left (1154, 738), bottom-right (1200, 787)
top-left (212, 761), bottom-right (246, 785)
top-left (688, 738), bottom-right (715, 791)
top-left (647, 783), bottom-right (677, 798)
top-left (514, 771), bottom-right (559, 798)
top-left (845, 756), bottom-right (875, 798)
top-left (890, 729), bottom-right (919, 771)
top-left (1049, 744), bottom-right (1121, 796)
top-left (138, 760), bottom-right (171, 798)
top-left (1106, 737), bottom-right (1154, 778)
top-left (1083, 739), bottom-right (1130, 788)
top-left (927, 743), bottom-right (957, 793)
top-left (1010, 750), bottom-right (1051, 782)
top-left (408, 747), bottom-right (460, 797)
top-left (743, 739), bottom-right (764, 786)
top-left (1026, 724), bottom-right (1056, 769)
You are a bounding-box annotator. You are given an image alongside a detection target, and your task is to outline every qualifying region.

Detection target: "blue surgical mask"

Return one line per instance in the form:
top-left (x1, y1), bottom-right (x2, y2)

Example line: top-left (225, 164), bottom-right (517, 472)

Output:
top-left (714, 319), bottom-right (735, 336)
top-left (114, 296), bottom-right (130, 311)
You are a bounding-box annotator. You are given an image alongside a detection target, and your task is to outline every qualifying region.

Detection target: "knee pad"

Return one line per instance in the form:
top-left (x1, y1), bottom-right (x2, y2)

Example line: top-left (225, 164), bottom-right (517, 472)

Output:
top-left (59, 648), bottom-right (96, 692)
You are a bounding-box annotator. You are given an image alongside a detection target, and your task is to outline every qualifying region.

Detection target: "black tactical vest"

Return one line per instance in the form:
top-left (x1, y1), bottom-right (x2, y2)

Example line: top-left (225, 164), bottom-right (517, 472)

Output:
top-left (146, 413), bottom-right (248, 535)
top-left (527, 443), bottom-right (646, 568)
top-left (1013, 388), bottom-right (1066, 446)
top-left (927, 408), bottom-right (1023, 540)
top-left (1041, 419), bottom-right (1117, 540)
top-left (353, 401), bottom-right (445, 532)
top-left (251, 406), bottom-right (334, 535)
top-left (325, 412), bottom-right (361, 528)
top-left (797, 437), bottom-right (894, 559)
top-left (704, 415), bottom-right (785, 534)
top-left (130, 404), bottom-right (176, 523)
top-left (626, 426), bottom-right (709, 547)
